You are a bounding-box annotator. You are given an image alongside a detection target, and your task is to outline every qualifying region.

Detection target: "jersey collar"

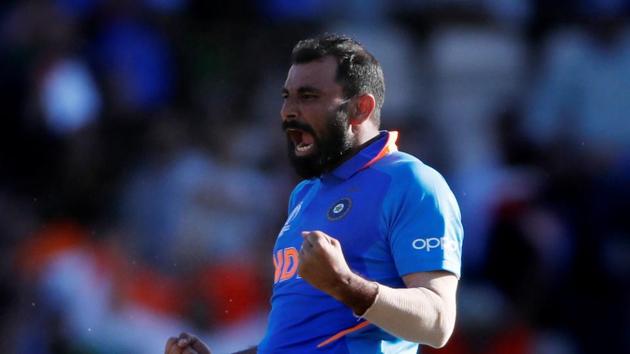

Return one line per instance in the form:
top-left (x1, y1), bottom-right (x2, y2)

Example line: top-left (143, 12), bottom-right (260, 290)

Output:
top-left (326, 131), bottom-right (398, 181)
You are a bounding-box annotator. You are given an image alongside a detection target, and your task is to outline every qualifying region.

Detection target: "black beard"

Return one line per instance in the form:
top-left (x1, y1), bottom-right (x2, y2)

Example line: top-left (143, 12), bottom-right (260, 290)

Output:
top-left (284, 108), bottom-right (353, 179)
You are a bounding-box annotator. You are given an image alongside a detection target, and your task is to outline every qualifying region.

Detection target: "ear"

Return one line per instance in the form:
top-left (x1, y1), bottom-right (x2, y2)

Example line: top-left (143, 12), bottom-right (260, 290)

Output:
top-left (349, 94), bottom-right (376, 126)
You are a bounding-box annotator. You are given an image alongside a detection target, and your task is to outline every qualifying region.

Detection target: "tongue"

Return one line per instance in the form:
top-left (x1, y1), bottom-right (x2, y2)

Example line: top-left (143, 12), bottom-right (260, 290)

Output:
top-left (300, 132), bottom-right (314, 146)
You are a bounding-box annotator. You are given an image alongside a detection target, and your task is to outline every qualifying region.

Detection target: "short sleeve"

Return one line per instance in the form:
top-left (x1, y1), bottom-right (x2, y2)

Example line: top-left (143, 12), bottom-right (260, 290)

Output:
top-left (383, 163), bottom-right (463, 278)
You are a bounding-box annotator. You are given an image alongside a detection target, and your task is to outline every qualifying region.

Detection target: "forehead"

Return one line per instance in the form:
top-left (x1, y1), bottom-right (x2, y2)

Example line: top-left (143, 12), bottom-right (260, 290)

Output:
top-left (284, 56), bottom-right (341, 92)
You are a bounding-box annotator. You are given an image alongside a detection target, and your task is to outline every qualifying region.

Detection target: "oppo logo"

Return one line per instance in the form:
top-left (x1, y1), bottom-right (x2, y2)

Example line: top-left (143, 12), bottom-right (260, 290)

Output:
top-left (411, 237), bottom-right (457, 252)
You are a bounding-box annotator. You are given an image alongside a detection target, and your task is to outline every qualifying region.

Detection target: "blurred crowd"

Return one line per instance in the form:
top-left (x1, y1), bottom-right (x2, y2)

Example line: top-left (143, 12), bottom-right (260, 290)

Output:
top-left (1, 0), bottom-right (629, 353)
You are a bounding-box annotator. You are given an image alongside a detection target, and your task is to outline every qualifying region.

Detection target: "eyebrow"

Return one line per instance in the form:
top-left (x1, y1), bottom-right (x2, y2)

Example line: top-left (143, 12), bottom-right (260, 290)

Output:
top-left (282, 86), bottom-right (322, 95)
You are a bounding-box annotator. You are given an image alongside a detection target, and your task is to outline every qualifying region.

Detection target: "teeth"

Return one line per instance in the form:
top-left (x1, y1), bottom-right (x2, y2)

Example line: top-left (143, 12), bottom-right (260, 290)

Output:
top-left (296, 143), bottom-right (313, 153)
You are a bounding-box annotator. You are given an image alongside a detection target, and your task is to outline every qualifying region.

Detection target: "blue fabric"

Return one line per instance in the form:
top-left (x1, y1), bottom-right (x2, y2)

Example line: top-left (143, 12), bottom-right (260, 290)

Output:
top-left (258, 131), bottom-right (463, 353)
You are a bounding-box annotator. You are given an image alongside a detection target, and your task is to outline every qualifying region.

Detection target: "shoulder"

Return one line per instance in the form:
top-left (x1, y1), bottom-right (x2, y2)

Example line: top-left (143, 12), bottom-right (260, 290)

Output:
top-left (372, 151), bottom-right (450, 194)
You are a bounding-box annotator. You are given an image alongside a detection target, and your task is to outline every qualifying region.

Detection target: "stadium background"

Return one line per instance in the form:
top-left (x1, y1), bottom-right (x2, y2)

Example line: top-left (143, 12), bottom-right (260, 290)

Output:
top-left (1, 0), bottom-right (629, 353)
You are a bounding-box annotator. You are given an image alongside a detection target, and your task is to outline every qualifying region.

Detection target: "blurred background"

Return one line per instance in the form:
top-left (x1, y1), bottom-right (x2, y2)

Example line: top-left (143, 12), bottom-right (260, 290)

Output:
top-left (1, 0), bottom-right (629, 353)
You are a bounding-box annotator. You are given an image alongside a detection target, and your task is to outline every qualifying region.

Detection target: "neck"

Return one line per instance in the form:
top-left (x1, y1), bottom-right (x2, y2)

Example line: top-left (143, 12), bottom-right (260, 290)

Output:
top-left (354, 126), bottom-right (380, 147)
top-left (325, 128), bottom-right (381, 173)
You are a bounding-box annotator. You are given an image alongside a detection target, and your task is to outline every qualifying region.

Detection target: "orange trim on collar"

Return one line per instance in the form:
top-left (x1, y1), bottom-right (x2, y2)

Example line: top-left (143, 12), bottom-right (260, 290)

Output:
top-left (361, 131), bottom-right (399, 170)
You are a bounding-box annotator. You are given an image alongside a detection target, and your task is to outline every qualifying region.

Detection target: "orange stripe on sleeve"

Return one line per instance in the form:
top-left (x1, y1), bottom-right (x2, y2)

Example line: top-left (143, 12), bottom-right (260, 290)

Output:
top-left (316, 321), bottom-right (371, 348)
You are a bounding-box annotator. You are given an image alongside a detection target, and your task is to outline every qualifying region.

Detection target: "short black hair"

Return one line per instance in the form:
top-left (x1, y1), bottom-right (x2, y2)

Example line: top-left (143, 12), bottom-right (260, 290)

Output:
top-left (290, 34), bottom-right (385, 126)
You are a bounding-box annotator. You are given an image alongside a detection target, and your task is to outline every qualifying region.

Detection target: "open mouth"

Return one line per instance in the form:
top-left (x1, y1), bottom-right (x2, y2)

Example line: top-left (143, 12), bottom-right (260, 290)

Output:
top-left (286, 128), bottom-right (316, 156)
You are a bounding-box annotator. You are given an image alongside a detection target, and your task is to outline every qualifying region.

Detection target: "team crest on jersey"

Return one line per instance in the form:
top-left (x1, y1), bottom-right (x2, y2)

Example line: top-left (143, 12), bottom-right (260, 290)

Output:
top-left (327, 198), bottom-right (352, 221)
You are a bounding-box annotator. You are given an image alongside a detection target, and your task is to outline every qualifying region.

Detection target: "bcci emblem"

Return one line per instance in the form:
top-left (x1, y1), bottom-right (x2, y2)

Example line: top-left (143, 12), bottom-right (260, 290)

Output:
top-left (327, 198), bottom-right (352, 221)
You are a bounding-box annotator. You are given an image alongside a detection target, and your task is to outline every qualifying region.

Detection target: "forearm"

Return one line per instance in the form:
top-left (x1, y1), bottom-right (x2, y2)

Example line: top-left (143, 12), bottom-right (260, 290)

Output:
top-left (329, 273), bottom-right (456, 348)
top-left (297, 231), bottom-right (457, 348)
top-left (361, 283), bottom-right (456, 348)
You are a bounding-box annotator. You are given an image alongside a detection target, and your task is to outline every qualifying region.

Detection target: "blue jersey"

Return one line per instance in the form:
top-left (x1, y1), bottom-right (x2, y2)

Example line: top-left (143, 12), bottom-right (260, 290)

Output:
top-left (258, 131), bottom-right (463, 354)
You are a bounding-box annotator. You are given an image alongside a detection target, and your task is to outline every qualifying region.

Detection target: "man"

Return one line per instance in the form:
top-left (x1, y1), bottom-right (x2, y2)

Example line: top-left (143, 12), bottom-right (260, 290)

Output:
top-left (166, 34), bottom-right (463, 354)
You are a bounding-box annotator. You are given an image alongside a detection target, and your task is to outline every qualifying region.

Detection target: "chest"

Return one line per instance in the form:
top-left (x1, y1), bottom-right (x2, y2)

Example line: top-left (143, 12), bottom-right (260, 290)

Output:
top-left (273, 178), bottom-right (391, 280)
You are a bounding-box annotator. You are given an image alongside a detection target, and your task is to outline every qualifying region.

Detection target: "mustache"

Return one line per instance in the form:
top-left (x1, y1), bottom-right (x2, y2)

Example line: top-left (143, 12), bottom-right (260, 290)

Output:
top-left (281, 120), bottom-right (316, 135)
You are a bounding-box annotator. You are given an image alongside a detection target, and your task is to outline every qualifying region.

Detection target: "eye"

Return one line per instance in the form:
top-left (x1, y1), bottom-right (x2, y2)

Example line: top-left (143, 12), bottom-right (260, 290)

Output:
top-left (301, 93), bottom-right (318, 100)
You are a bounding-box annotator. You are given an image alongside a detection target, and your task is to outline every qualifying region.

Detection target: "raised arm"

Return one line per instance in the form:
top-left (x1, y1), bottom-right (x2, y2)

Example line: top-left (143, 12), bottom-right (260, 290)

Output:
top-left (298, 231), bottom-right (457, 348)
top-left (361, 271), bottom-right (457, 348)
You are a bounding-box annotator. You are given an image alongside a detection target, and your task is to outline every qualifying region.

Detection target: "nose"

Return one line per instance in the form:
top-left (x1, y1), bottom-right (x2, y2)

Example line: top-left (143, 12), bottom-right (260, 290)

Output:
top-left (280, 97), bottom-right (298, 122)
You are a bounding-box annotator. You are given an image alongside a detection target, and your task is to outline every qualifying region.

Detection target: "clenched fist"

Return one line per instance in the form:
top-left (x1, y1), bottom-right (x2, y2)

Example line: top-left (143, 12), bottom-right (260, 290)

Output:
top-left (298, 230), bottom-right (378, 314)
top-left (298, 231), bottom-right (354, 295)
top-left (165, 333), bottom-right (211, 354)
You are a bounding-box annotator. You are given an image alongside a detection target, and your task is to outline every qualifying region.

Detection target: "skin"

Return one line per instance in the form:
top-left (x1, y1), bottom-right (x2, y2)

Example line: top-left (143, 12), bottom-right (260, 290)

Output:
top-left (281, 55), bottom-right (379, 159)
top-left (164, 333), bottom-right (210, 354)
top-left (166, 55), bottom-right (458, 353)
